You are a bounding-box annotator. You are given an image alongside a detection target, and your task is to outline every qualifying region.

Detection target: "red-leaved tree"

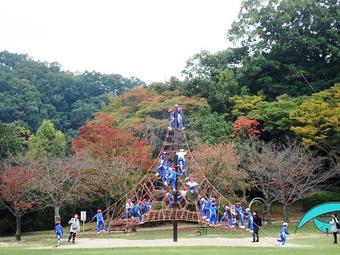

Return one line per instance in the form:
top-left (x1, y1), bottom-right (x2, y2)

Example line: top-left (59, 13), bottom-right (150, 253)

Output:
top-left (0, 156), bottom-right (39, 240)
top-left (231, 116), bottom-right (261, 140)
top-left (72, 113), bottom-right (152, 210)
top-left (72, 113), bottom-right (152, 169)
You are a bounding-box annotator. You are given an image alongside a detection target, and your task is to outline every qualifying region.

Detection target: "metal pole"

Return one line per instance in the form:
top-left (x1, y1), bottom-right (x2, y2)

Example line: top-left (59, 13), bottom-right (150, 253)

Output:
top-left (173, 105), bottom-right (179, 242)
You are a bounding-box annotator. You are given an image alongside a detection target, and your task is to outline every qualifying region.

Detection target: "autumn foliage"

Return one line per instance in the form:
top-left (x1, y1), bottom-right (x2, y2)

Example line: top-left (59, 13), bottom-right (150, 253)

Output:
top-left (0, 156), bottom-right (39, 240)
top-left (231, 116), bottom-right (261, 139)
top-left (72, 112), bottom-right (152, 170)
top-left (193, 142), bottom-right (248, 199)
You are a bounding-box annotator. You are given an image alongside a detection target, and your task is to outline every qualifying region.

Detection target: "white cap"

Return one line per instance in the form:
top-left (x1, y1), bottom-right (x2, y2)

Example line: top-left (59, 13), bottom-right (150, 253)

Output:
top-left (283, 222), bottom-right (288, 226)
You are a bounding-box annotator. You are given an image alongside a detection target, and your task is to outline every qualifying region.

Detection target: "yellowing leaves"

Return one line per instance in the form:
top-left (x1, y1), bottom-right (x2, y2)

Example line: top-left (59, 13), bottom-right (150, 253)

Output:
top-left (290, 84), bottom-right (340, 151)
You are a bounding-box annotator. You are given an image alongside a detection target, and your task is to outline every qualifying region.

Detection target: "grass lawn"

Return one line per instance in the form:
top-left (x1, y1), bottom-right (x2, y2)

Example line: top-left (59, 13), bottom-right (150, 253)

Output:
top-left (0, 222), bottom-right (338, 255)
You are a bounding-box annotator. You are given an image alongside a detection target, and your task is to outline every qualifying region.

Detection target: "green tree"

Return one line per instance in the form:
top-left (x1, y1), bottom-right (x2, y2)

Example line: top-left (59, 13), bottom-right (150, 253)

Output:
top-left (189, 104), bottom-right (233, 144)
top-left (0, 51), bottom-right (143, 133)
top-left (247, 95), bottom-right (302, 140)
top-left (290, 84), bottom-right (340, 155)
top-left (28, 120), bottom-right (66, 158)
top-left (228, 0), bottom-right (340, 98)
top-left (0, 122), bottom-right (29, 160)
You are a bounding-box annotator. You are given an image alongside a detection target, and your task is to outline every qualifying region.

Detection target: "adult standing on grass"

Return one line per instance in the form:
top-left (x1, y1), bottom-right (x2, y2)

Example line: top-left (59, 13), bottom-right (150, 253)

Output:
top-left (68, 214), bottom-right (80, 244)
top-left (330, 213), bottom-right (339, 244)
top-left (252, 211), bottom-right (262, 242)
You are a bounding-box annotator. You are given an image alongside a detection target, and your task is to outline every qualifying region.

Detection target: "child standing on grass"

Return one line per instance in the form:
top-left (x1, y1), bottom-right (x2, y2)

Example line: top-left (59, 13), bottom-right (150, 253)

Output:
top-left (330, 213), bottom-right (339, 244)
top-left (68, 214), bottom-right (80, 244)
top-left (277, 222), bottom-right (289, 247)
top-left (54, 220), bottom-right (63, 246)
top-left (92, 209), bottom-right (106, 233)
top-left (252, 211), bottom-right (262, 242)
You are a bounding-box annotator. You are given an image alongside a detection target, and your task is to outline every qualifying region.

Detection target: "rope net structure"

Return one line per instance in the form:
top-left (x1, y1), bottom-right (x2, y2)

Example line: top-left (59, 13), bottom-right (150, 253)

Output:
top-left (106, 127), bottom-right (241, 232)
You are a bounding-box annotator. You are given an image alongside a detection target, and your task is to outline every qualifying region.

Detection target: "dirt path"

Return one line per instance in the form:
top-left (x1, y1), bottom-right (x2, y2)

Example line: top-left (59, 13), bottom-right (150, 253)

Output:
top-left (57, 237), bottom-right (309, 249)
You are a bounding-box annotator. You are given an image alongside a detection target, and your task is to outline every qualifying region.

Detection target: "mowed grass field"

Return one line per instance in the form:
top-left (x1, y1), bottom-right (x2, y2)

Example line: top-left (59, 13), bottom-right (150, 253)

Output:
top-left (0, 222), bottom-right (338, 255)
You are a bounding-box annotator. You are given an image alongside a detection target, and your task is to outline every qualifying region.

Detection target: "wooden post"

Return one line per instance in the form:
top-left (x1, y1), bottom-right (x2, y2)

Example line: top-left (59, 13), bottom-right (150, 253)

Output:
top-left (173, 105), bottom-right (179, 242)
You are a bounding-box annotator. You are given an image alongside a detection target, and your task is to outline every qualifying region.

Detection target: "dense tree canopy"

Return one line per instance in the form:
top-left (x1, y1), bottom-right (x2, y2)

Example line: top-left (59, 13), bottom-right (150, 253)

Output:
top-left (228, 0), bottom-right (340, 98)
top-left (0, 51), bottom-right (143, 133)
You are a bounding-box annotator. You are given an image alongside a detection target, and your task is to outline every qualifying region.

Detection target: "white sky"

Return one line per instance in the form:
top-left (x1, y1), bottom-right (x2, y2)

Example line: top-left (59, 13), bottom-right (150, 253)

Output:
top-left (0, 0), bottom-right (241, 84)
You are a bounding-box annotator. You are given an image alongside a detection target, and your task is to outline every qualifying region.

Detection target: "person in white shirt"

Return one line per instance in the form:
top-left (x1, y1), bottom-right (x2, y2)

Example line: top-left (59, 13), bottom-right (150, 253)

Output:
top-left (125, 199), bottom-right (134, 218)
top-left (330, 213), bottom-right (339, 244)
top-left (68, 214), bottom-right (80, 244)
top-left (186, 177), bottom-right (198, 193)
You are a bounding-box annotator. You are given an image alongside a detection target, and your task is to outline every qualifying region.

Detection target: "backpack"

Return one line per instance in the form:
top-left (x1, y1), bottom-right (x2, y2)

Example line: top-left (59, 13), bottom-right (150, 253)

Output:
top-left (336, 218), bottom-right (340, 229)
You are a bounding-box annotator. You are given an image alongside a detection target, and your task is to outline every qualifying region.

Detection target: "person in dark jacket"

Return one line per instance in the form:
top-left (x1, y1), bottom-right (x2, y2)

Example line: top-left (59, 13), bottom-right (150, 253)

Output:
top-left (252, 211), bottom-right (262, 242)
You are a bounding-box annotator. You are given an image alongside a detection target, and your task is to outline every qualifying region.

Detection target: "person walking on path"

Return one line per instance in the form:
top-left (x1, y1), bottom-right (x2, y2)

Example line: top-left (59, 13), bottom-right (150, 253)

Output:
top-left (330, 213), bottom-right (339, 244)
top-left (252, 211), bottom-right (262, 242)
top-left (68, 214), bottom-right (80, 244)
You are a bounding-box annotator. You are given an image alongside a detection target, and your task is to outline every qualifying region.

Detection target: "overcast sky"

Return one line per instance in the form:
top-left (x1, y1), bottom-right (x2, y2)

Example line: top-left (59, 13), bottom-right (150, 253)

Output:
top-left (1, 0), bottom-right (241, 83)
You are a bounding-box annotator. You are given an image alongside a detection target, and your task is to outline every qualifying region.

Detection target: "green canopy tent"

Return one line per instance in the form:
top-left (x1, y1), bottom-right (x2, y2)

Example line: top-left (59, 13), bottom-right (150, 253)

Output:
top-left (296, 202), bottom-right (340, 233)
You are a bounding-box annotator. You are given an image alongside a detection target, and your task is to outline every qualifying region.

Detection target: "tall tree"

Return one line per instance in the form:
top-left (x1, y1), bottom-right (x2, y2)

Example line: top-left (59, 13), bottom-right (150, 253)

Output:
top-left (193, 142), bottom-right (248, 199)
top-left (28, 120), bottom-right (66, 158)
top-left (35, 156), bottom-right (96, 221)
top-left (273, 141), bottom-right (338, 221)
top-left (189, 104), bottom-right (233, 144)
top-left (241, 141), bottom-right (281, 224)
top-left (0, 155), bottom-right (39, 240)
top-left (242, 140), bottom-right (338, 222)
top-left (72, 113), bottom-right (152, 170)
top-left (0, 122), bottom-right (30, 160)
top-left (290, 84), bottom-right (340, 156)
top-left (228, 0), bottom-right (340, 98)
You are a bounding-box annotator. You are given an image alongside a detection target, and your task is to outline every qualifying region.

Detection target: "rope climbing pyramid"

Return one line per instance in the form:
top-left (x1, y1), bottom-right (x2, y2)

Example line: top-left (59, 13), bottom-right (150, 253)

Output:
top-left (107, 105), bottom-right (250, 234)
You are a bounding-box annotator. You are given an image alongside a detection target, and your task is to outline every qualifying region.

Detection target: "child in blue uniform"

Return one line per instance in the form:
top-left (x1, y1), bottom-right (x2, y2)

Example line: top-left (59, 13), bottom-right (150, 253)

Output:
top-left (176, 149), bottom-right (187, 178)
top-left (55, 220), bottom-right (63, 246)
top-left (134, 201), bottom-right (144, 223)
top-left (245, 208), bottom-right (254, 233)
top-left (209, 202), bottom-right (219, 226)
top-left (142, 199), bottom-right (152, 213)
top-left (92, 209), bottom-right (106, 233)
top-left (203, 197), bottom-right (212, 220)
top-left (235, 202), bottom-right (245, 229)
top-left (177, 106), bottom-right (184, 130)
top-left (164, 166), bottom-right (181, 191)
top-left (168, 107), bottom-right (175, 130)
top-left (221, 205), bottom-right (234, 227)
top-left (168, 105), bottom-right (185, 131)
top-left (277, 222), bottom-right (289, 247)
top-left (157, 161), bottom-right (170, 179)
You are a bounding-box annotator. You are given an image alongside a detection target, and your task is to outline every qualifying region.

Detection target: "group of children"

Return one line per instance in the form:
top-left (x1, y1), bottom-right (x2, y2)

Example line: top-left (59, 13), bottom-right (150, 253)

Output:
top-left (168, 105), bottom-right (185, 131)
top-left (53, 209), bottom-right (105, 246)
top-left (200, 200), bottom-right (258, 234)
top-left (125, 198), bottom-right (152, 223)
top-left (53, 104), bottom-right (291, 247)
top-left (156, 150), bottom-right (189, 187)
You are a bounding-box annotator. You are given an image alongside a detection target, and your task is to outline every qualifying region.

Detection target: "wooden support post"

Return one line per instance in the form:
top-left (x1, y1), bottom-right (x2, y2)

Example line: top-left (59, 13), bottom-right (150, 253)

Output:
top-left (173, 105), bottom-right (179, 242)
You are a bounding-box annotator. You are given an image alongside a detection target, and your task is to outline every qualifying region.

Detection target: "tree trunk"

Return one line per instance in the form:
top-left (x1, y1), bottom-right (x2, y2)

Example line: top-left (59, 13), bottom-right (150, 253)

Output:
top-left (15, 215), bottom-right (22, 241)
top-left (105, 194), bottom-right (111, 222)
top-left (54, 205), bottom-right (61, 222)
top-left (283, 204), bottom-right (289, 222)
top-left (265, 203), bottom-right (272, 225)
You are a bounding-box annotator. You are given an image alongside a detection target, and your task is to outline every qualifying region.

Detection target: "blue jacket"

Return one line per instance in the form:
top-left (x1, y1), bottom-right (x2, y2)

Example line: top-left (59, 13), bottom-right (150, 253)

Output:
top-left (92, 212), bottom-right (104, 222)
top-left (280, 226), bottom-right (289, 238)
top-left (134, 204), bottom-right (143, 214)
top-left (55, 224), bottom-right (63, 234)
top-left (245, 211), bottom-right (253, 221)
